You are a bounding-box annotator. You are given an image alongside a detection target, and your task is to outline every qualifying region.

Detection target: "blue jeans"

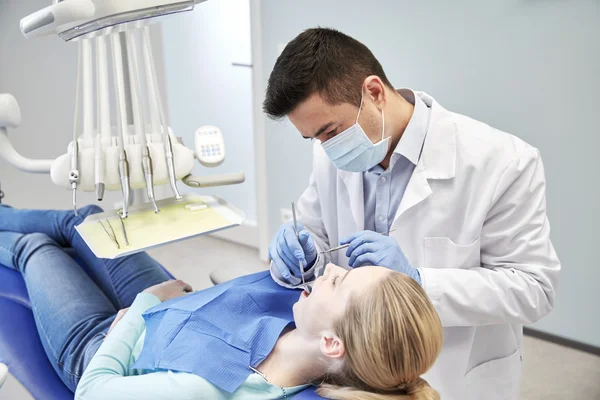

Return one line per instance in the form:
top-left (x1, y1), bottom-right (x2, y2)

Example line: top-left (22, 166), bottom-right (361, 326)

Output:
top-left (0, 205), bottom-right (171, 392)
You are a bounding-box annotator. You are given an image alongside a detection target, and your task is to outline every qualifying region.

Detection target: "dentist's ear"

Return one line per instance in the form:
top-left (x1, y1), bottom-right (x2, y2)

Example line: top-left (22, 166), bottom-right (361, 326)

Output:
top-left (363, 76), bottom-right (387, 111)
top-left (320, 331), bottom-right (346, 360)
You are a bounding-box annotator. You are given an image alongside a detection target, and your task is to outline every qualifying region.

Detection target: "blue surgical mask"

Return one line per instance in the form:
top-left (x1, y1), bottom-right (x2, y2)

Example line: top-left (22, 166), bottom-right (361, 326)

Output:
top-left (320, 93), bottom-right (389, 172)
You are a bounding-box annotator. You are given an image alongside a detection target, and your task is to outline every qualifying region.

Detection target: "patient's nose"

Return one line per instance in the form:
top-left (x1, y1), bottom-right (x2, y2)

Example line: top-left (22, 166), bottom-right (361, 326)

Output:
top-left (325, 263), bottom-right (344, 275)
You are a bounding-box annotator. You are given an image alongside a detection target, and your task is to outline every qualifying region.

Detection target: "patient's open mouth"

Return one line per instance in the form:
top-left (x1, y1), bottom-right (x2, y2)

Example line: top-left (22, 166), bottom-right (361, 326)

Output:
top-left (301, 290), bottom-right (310, 298)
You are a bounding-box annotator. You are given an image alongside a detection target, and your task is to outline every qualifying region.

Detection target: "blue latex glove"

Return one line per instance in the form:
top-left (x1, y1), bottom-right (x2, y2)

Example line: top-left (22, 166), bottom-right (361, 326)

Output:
top-left (341, 231), bottom-right (421, 285)
top-left (268, 222), bottom-right (317, 281)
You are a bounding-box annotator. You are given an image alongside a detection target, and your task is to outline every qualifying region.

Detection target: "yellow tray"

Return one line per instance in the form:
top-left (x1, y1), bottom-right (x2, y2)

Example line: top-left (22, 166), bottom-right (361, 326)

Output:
top-left (76, 194), bottom-right (245, 259)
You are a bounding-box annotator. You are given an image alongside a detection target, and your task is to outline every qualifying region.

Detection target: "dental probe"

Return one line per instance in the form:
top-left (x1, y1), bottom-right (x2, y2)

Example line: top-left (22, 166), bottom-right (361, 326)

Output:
top-left (291, 202), bottom-right (310, 293)
top-left (318, 229), bottom-right (397, 255)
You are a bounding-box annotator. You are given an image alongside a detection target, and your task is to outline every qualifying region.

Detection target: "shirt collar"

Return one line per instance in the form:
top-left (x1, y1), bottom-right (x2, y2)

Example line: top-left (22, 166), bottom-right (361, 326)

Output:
top-left (391, 88), bottom-right (430, 166)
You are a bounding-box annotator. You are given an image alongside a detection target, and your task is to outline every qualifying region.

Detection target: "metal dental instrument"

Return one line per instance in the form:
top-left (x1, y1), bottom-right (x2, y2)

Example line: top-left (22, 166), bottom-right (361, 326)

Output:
top-left (126, 31), bottom-right (159, 213)
top-left (164, 134), bottom-right (182, 200)
top-left (143, 26), bottom-right (182, 201)
top-left (99, 219), bottom-right (120, 249)
top-left (118, 214), bottom-right (129, 246)
top-left (141, 148), bottom-right (159, 212)
top-left (291, 202), bottom-right (310, 293)
top-left (93, 124), bottom-right (105, 201)
top-left (306, 229), bottom-right (398, 293)
top-left (69, 41), bottom-right (83, 216)
top-left (318, 229), bottom-right (397, 255)
top-left (69, 140), bottom-right (80, 216)
top-left (117, 149), bottom-right (131, 219)
top-left (111, 33), bottom-right (131, 218)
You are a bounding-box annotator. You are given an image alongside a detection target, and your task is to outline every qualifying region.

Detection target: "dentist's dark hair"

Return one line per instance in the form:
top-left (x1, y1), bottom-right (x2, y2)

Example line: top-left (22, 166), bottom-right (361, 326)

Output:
top-left (263, 27), bottom-right (393, 119)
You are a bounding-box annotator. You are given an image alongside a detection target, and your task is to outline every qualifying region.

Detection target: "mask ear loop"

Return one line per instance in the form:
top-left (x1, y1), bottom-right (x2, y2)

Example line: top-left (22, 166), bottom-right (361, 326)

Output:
top-left (381, 109), bottom-right (385, 141)
top-left (358, 89), bottom-right (386, 142)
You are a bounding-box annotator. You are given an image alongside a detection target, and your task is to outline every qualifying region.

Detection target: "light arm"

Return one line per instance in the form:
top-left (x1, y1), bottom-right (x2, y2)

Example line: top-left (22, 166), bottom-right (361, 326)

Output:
top-left (0, 94), bottom-right (53, 173)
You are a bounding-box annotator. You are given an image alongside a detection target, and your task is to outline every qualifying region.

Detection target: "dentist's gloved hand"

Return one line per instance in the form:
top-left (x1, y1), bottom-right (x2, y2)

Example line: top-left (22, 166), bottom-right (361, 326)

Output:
top-left (341, 231), bottom-right (421, 285)
top-left (269, 222), bottom-right (317, 281)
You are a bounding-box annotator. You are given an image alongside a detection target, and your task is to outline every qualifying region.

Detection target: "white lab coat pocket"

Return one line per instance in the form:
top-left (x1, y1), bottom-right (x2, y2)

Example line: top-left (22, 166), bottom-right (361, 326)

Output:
top-left (463, 349), bottom-right (522, 400)
top-left (423, 237), bottom-right (481, 269)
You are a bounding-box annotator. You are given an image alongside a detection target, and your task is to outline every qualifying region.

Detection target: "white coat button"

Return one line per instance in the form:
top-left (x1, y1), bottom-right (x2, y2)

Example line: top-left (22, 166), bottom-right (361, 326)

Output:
top-left (381, 176), bottom-right (387, 183)
top-left (378, 215), bottom-right (385, 222)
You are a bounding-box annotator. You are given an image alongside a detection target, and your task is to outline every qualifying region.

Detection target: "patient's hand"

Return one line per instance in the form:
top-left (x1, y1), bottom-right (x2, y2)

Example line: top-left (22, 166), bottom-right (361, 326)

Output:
top-left (143, 280), bottom-right (193, 302)
top-left (107, 307), bottom-right (130, 336)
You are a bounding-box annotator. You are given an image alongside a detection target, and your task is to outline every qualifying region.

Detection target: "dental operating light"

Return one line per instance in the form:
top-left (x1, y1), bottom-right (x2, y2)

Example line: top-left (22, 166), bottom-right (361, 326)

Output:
top-left (21, 0), bottom-right (207, 42)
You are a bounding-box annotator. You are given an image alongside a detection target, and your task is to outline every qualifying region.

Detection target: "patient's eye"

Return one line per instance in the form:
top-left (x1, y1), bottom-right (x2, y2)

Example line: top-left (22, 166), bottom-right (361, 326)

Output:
top-left (332, 275), bottom-right (340, 286)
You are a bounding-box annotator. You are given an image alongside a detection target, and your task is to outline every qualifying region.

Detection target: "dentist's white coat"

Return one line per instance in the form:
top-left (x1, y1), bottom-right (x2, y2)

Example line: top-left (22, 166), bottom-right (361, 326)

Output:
top-left (272, 92), bottom-right (560, 400)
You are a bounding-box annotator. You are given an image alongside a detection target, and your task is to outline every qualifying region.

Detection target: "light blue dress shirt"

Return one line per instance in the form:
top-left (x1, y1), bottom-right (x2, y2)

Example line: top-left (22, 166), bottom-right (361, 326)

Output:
top-left (363, 89), bottom-right (431, 232)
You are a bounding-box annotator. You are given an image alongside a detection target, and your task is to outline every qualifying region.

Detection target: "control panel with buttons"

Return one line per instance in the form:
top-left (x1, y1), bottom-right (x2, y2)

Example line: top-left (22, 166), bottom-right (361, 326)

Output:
top-left (195, 125), bottom-right (226, 167)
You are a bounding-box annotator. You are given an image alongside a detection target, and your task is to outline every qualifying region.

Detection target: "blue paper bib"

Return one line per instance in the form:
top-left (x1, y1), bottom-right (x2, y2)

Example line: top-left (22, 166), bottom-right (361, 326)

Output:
top-left (132, 271), bottom-right (300, 393)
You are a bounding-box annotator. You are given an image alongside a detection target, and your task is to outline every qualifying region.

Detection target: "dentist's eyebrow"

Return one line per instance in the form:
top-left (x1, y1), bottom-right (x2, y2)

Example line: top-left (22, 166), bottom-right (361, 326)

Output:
top-left (302, 121), bottom-right (334, 139)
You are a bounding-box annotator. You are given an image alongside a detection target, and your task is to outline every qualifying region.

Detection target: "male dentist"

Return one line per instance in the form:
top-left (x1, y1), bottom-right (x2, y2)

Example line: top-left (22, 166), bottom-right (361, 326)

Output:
top-left (265, 28), bottom-right (560, 400)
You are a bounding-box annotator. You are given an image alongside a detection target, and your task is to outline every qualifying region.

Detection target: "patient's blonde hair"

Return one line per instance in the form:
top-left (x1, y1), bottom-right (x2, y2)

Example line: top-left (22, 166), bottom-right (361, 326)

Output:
top-left (318, 272), bottom-right (443, 400)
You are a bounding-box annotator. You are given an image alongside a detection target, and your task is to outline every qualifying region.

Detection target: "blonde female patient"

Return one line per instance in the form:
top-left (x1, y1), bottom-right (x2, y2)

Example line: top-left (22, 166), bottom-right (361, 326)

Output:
top-left (0, 205), bottom-right (443, 399)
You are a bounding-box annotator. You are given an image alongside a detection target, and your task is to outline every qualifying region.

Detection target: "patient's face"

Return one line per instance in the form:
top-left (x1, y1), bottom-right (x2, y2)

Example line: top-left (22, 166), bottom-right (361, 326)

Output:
top-left (293, 263), bottom-right (390, 337)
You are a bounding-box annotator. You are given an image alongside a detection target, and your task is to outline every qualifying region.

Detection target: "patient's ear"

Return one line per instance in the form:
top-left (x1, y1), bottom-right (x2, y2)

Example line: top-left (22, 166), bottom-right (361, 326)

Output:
top-left (320, 331), bottom-right (345, 360)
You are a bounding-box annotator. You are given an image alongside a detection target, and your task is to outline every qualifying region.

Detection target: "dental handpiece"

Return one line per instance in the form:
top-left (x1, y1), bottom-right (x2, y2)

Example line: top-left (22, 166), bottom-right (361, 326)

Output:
top-left (69, 141), bottom-right (80, 216)
top-left (70, 40), bottom-right (83, 217)
top-left (124, 31), bottom-right (160, 212)
top-left (118, 150), bottom-right (130, 218)
top-left (165, 135), bottom-right (182, 200)
top-left (94, 134), bottom-right (105, 201)
top-left (142, 147), bottom-right (160, 213)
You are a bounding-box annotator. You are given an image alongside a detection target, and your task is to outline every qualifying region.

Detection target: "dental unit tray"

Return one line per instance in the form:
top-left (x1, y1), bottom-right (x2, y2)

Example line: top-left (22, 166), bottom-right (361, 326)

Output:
top-left (76, 194), bottom-right (245, 259)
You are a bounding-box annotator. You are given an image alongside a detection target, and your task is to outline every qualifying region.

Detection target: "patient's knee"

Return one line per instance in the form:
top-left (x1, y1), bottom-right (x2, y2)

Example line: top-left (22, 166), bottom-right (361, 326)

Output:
top-left (79, 205), bottom-right (103, 218)
top-left (15, 233), bottom-right (60, 272)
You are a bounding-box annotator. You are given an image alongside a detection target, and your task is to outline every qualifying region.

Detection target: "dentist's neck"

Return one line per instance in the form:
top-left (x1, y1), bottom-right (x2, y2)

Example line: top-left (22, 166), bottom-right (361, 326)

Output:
top-left (379, 92), bottom-right (414, 170)
top-left (257, 328), bottom-right (326, 388)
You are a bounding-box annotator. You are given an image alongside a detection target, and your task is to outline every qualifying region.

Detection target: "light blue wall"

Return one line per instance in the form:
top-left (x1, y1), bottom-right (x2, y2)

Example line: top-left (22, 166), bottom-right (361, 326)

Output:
top-left (161, 0), bottom-right (257, 221)
top-left (260, 0), bottom-right (600, 346)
